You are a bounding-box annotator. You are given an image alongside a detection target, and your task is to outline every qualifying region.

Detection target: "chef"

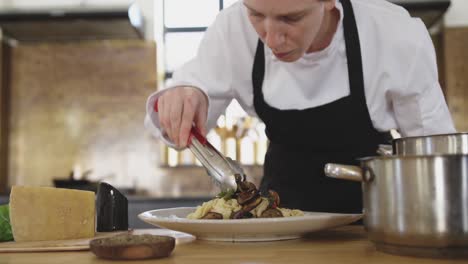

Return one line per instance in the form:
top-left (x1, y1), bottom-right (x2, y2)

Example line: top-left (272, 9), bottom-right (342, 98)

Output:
top-left (144, 0), bottom-right (455, 213)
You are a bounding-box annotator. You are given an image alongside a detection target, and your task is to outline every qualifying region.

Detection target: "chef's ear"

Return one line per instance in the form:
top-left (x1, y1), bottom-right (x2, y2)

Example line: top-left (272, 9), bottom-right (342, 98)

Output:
top-left (323, 0), bottom-right (336, 11)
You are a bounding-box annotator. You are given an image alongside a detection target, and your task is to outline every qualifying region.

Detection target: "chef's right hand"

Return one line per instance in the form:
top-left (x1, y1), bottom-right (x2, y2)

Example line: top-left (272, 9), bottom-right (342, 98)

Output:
top-left (158, 86), bottom-right (208, 148)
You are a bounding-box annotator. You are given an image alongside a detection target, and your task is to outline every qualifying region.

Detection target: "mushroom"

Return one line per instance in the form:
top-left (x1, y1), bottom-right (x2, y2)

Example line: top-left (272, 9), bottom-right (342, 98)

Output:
top-left (234, 174), bottom-right (246, 185)
top-left (242, 197), bottom-right (263, 212)
top-left (231, 210), bottom-right (254, 219)
top-left (238, 181), bottom-right (256, 193)
top-left (237, 190), bottom-right (259, 205)
top-left (228, 175), bottom-right (289, 219)
top-left (202, 212), bottom-right (223, 219)
top-left (260, 208), bottom-right (283, 218)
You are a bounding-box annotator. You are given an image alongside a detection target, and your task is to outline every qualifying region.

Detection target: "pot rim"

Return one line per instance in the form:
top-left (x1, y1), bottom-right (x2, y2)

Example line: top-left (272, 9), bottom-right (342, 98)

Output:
top-left (393, 132), bottom-right (468, 143)
top-left (358, 153), bottom-right (468, 161)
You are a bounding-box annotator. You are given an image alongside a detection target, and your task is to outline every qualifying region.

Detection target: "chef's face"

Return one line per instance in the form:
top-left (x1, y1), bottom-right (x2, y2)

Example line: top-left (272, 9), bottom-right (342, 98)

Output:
top-left (244, 0), bottom-right (336, 62)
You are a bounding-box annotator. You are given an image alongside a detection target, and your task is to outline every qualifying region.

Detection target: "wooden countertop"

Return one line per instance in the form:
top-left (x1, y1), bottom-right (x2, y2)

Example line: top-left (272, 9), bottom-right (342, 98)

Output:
top-left (0, 226), bottom-right (466, 264)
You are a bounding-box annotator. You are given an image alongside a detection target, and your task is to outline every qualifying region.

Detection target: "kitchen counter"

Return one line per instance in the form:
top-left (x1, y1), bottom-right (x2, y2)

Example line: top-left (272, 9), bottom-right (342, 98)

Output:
top-left (1, 226), bottom-right (466, 264)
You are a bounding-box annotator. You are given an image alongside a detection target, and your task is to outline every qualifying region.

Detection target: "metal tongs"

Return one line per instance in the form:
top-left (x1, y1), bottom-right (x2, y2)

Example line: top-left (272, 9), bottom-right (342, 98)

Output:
top-left (154, 100), bottom-right (244, 191)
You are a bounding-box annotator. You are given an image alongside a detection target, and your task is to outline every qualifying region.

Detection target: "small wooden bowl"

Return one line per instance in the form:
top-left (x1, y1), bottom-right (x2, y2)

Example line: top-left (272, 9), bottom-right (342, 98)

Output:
top-left (90, 234), bottom-right (175, 260)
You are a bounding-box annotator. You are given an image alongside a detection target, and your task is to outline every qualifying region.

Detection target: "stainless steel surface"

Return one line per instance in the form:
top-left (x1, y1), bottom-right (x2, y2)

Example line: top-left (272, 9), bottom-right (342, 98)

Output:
top-left (324, 164), bottom-right (363, 182)
top-left (376, 144), bottom-right (393, 156)
top-left (324, 155), bottom-right (468, 248)
top-left (189, 137), bottom-right (242, 192)
top-left (392, 132), bottom-right (468, 155)
top-left (153, 99), bottom-right (243, 191)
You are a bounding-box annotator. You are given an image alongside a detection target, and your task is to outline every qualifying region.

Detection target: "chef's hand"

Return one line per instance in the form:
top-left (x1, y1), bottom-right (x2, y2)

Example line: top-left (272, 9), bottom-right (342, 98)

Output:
top-left (158, 86), bottom-right (208, 148)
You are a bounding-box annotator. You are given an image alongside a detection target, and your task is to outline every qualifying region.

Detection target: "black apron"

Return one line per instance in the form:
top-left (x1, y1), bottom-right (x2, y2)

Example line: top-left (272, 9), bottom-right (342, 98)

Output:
top-left (252, 0), bottom-right (389, 213)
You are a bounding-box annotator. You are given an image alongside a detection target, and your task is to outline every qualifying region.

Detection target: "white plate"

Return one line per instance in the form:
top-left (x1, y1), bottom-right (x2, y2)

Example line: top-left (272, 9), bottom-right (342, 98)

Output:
top-left (138, 207), bottom-right (362, 242)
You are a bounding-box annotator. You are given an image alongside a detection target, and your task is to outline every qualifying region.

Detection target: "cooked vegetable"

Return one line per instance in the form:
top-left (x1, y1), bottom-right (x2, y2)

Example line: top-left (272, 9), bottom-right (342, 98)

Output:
top-left (216, 188), bottom-right (236, 201)
top-left (188, 173), bottom-right (304, 219)
top-left (232, 174), bottom-right (284, 218)
top-left (231, 210), bottom-right (254, 219)
top-left (0, 204), bottom-right (13, 242)
top-left (267, 190), bottom-right (281, 208)
top-left (243, 197), bottom-right (262, 212)
top-left (237, 190), bottom-right (258, 205)
top-left (202, 212), bottom-right (223, 219)
top-left (238, 181), bottom-right (256, 193)
top-left (261, 208), bottom-right (283, 218)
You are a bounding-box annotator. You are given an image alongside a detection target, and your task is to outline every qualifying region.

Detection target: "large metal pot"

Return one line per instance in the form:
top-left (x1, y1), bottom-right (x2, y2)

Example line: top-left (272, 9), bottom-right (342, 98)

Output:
top-left (378, 132), bottom-right (468, 156)
top-left (325, 155), bottom-right (468, 258)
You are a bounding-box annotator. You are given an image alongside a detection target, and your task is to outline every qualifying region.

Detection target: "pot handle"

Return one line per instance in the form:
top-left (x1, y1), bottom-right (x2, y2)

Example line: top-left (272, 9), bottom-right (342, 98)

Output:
top-left (324, 163), bottom-right (363, 182)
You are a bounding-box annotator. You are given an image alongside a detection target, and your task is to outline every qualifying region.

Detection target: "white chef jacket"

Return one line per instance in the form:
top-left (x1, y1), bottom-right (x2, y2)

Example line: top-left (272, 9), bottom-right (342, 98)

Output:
top-left (145, 0), bottom-right (456, 147)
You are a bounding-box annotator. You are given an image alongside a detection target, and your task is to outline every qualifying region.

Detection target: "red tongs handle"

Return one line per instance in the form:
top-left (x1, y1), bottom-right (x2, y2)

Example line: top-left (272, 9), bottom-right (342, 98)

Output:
top-left (153, 99), bottom-right (207, 145)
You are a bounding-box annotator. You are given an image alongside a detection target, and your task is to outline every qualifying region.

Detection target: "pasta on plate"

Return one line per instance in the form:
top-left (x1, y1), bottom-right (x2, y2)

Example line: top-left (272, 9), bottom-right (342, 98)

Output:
top-left (187, 175), bottom-right (303, 220)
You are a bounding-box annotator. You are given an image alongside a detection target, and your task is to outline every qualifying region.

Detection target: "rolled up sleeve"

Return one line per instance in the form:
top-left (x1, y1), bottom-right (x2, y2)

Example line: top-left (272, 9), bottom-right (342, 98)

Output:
top-left (144, 13), bottom-right (235, 147)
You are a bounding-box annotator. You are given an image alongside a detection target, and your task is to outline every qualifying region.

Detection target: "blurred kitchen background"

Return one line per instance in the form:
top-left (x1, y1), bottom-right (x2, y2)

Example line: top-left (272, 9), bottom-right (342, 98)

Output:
top-left (0, 0), bottom-right (466, 227)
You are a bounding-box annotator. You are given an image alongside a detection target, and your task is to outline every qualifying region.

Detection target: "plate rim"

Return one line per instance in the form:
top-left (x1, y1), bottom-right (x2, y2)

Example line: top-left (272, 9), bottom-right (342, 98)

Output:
top-left (138, 206), bottom-right (363, 224)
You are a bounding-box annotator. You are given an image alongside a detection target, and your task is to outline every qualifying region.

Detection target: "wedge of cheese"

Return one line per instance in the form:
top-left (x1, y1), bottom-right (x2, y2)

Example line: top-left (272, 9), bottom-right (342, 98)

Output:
top-left (9, 186), bottom-right (95, 242)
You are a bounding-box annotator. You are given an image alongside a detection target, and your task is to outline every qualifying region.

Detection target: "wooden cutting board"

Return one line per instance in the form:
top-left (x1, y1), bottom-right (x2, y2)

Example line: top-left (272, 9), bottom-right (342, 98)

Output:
top-left (0, 231), bottom-right (130, 253)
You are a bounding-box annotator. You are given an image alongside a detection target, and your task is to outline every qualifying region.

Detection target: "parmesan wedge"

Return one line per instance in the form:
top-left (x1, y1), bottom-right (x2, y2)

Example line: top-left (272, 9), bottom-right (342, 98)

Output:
top-left (9, 186), bottom-right (95, 242)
